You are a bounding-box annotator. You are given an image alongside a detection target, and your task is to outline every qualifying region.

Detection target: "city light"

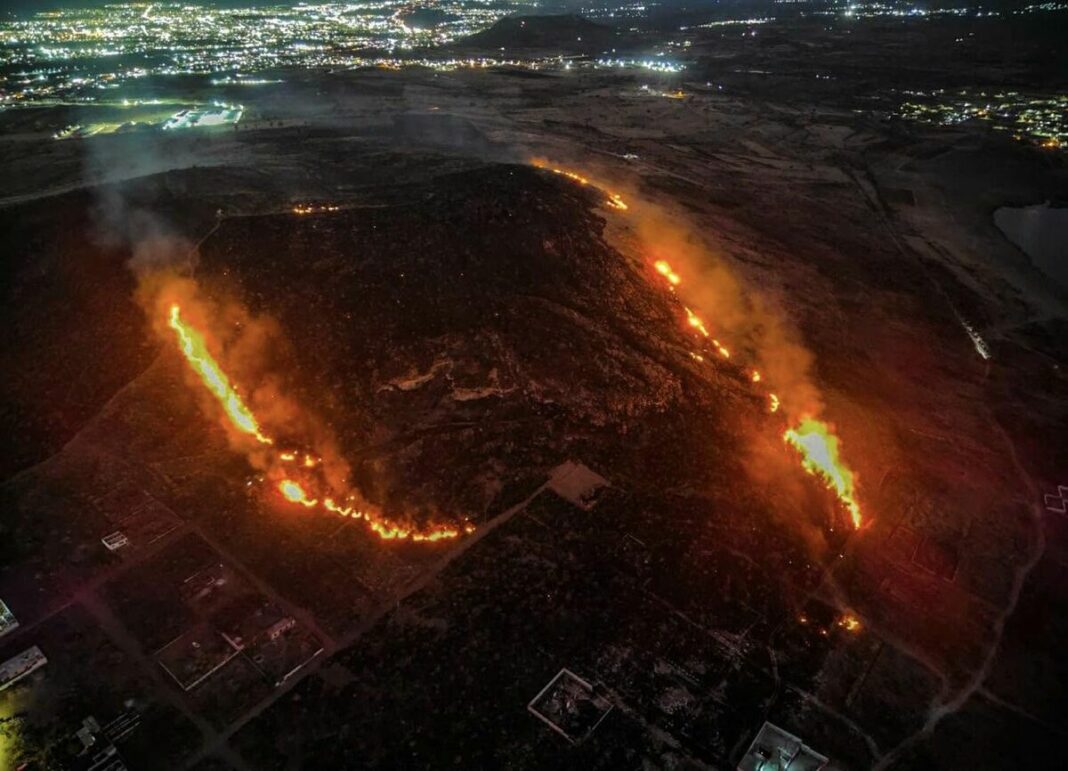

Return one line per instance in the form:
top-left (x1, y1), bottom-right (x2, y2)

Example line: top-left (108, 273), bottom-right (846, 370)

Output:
top-left (0, 2), bottom-right (690, 107)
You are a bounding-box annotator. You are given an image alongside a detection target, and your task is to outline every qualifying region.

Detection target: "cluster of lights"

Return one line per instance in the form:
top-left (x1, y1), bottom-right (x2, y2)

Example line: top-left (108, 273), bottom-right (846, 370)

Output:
top-left (291, 203), bottom-right (341, 215)
top-left (210, 75), bottom-right (283, 86)
top-left (577, 4), bottom-right (651, 21)
top-left (0, 0), bottom-right (690, 108)
top-left (52, 100), bottom-right (242, 139)
top-left (826, 1), bottom-right (1066, 18)
top-left (594, 57), bottom-right (684, 73)
top-left (638, 84), bottom-right (687, 99)
top-left (0, 1), bottom-right (523, 105)
top-left (686, 18), bottom-right (775, 28)
top-left (894, 89), bottom-right (1068, 151)
top-left (835, 3), bottom-right (1005, 19)
top-left (798, 611), bottom-right (863, 635)
top-left (161, 103), bottom-right (243, 131)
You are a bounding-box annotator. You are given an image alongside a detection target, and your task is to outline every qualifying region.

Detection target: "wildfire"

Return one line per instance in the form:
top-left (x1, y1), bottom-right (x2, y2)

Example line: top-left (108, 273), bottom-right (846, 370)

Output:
top-left (528, 161), bottom-right (868, 529)
top-left (529, 160), bottom-right (871, 529)
top-left (530, 158), bottom-right (628, 212)
top-left (655, 259), bottom-right (681, 286)
top-left (322, 496), bottom-right (468, 542)
top-left (646, 257), bottom-right (863, 528)
top-left (279, 479), bottom-right (317, 507)
top-left (166, 300), bottom-right (469, 543)
top-left (838, 613), bottom-right (862, 633)
top-left (553, 168), bottom-right (590, 185)
top-left (783, 418), bottom-right (862, 528)
top-left (684, 306), bottom-right (710, 338)
top-left (168, 304), bottom-right (273, 446)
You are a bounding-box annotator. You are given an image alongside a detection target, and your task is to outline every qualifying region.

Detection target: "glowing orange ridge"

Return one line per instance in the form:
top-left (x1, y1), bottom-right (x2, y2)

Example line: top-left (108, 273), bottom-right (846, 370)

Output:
top-left (530, 158), bottom-right (629, 211)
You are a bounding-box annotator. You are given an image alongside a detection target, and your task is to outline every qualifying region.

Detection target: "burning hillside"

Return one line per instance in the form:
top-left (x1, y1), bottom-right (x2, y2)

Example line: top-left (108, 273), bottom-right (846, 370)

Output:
top-left (149, 278), bottom-right (470, 542)
top-left (646, 254), bottom-right (863, 529)
top-left (528, 160), bottom-right (864, 530)
top-left (132, 162), bottom-right (867, 544)
top-left (166, 165), bottom-right (785, 534)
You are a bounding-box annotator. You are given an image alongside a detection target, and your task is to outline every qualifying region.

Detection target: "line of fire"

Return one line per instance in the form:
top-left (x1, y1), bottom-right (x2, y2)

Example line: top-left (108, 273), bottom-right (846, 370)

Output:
top-left (533, 159), bottom-right (864, 531)
top-left (165, 300), bottom-right (471, 542)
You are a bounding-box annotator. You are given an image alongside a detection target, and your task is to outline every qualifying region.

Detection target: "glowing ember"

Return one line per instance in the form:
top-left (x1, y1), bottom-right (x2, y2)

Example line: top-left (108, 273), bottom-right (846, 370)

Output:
top-left (751, 370), bottom-right (761, 383)
top-left (684, 306), bottom-right (710, 338)
top-left (783, 418), bottom-right (862, 528)
top-left (292, 203), bottom-right (340, 215)
top-left (838, 613), bottom-right (862, 632)
top-left (168, 304), bottom-right (273, 445)
top-left (769, 393), bottom-right (780, 413)
top-left (654, 259), bottom-right (681, 286)
top-left (279, 479), bottom-right (317, 508)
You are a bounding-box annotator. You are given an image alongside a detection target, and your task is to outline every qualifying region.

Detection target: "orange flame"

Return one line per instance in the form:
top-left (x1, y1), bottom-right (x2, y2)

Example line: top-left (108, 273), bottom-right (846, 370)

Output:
top-left (167, 300), bottom-right (469, 543)
top-left (554, 168), bottom-right (589, 185)
top-left (783, 418), bottom-right (861, 528)
top-left (168, 304), bottom-right (273, 445)
top-left (321, 495), bottom-right (463, 542)
top-left (838, 613), bottom-right (862, 632)
top-left (644, 257), bottom-right (862, 529)
top-left (684, 306), bottom-right (710, 338)
top-left (530, 158), bottom-right (628, 212)
top-left (655, 260), bottom-right (681, 285)
top-left (279, 479), bottom-right (318, 507)
top-left (292, 203), bottom-right (340, 215)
